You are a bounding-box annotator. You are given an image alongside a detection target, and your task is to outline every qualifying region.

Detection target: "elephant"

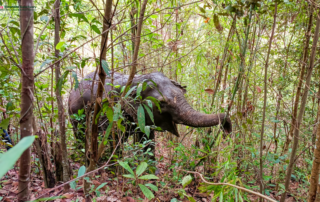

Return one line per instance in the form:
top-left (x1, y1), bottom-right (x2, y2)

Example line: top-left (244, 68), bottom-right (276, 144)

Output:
top-left (68, 71), bottom-right (232, 158)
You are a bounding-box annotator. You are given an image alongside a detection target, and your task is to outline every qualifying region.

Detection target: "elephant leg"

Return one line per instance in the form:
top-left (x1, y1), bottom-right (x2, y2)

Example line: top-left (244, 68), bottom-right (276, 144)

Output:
top-left (138, 130), bottom-right (155, 161)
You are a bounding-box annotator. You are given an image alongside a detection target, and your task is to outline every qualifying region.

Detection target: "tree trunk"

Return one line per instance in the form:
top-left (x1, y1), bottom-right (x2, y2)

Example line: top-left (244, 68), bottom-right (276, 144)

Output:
top-left (281, 7), bottom-right (320, 202)
top-left (18, 0), bottom-right (34, 201)
top-left (260, 2), bottom-right (277, 198)
top-left (91, 0), bottom-right (113, 165)
top-left (283, 4), bottom-right (314, 154)
top-left (33, 116), bottom-right (56, 188)
top-left (54, 0), bottom-right (70, 191)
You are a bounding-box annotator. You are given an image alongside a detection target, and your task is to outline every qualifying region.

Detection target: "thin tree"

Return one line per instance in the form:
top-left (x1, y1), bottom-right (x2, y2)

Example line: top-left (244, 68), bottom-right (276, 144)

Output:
top-left (281, 6), bottom-right (320, 202)
top-left (283, 4), bottom-right (314, 154)
top-left (260, 2), bottom-right (277, 198)
top-left (91, 0), bottom-right (113, 165)
top-left (307, 8), bottom-right (320, 202)
top-left (18, 0), bottom-right (34, 201)
top-left (54, 0), bottom-right (70, 191)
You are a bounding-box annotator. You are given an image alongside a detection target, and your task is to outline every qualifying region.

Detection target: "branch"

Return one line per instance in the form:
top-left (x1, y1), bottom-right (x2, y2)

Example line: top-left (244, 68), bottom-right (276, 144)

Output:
top-left (182, 170), bottom-right (277, 202)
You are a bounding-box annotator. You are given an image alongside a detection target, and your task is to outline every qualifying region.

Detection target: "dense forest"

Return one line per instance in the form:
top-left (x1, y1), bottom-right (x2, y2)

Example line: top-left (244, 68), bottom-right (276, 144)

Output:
top-left (0, 0), bottom-right (320, 201)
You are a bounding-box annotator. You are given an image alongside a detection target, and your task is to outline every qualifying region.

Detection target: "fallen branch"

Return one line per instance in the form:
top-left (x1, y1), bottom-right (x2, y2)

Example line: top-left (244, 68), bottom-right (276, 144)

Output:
top-left (182, 170), bottom-right (277, 202)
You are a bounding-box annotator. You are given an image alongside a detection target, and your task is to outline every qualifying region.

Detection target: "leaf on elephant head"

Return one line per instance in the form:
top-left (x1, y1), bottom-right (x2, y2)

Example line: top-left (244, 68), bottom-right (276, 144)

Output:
top-left (137, 104), bottom-right (145, 133)
top-left (213, 14), bottom-right (223, 32)
top-left (205, 89), bottom-right (215, 94)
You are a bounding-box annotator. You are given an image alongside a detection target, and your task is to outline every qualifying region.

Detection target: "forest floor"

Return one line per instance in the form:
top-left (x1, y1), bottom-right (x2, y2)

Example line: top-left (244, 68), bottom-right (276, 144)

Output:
top-left (0, 135), bottom-right (303, 202)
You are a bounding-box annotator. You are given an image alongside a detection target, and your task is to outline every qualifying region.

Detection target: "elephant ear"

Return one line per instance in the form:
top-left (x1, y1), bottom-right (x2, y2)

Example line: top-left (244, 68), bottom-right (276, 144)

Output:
top-left (171, 80), bottom-right (187, 94)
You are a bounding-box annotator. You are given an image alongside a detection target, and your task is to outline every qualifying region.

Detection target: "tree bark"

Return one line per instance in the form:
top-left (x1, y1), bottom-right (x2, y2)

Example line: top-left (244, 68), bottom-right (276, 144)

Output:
top-left (260, 2), bottom-right (277, 198)
top-left (54, 0), bottom-right (70, 191)
top-left (283, 4), bottom-right (314, 154)
top-left (281, 7), bottom-right (320, 202)
top-left (18, 0), bottom-right (34, 201)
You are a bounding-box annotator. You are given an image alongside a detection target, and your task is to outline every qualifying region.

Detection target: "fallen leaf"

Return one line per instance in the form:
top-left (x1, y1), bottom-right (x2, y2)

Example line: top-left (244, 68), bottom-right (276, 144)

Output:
top-left (205, 89), bottom-right (214, 94)
top-left (62, 193), bottom-right (74, 199)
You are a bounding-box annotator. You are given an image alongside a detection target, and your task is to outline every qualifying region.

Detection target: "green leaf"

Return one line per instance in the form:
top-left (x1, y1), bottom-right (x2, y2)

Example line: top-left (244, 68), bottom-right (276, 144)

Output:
top-left (91, 24), bottom-right (101, 34)
top-left (57, 71), bottom-right (69, 95)
top-left (118, 161), bottom-right (134, 175)
top-left (96, 182), bottom-right (108, 191)
top-left (71, 72), bottom-right (79, 90)
top-left (137, 83), bottom-right (143, 98)
top-left (145, 183), bottom-right (158, 192)
top-left (125, 86), bottom-right (137, 98)
top-left (113, 103), bottom-right (121, 122)
top-left (78, 166), bottom-right (86, 177)
top-left (103, 123), bottom-right (113, 145)
top-left (143, 104), bottom-right (154, 123)
top-left (101, 60), bottom-right (110, 76)
top-left (0, 118), bottom-right (10, 129)
top-left (123, 174), bottom-right (135, 179)
top-left (145, 126), bottom-right (150, 138)
top-left (187, 196), bottom-right (196, 202)
top-left (136, 162), bottom-right (148, 177)
top-left (138, 174), bottom-right (159, 180)
top-left (6, 101), bottom-right (15, 111)
top-left (138, 184), bottom-right (155, 200)
top-left (70, 181), bottom-right (76, 189)
top-left (105, 106), bottom-right (114, 122)
top-left (69, 13), bottom-right (89, 23)
top-left (0, 136), bottom-right (35, 178)
top-left (145, 96), bottom-right (161, 113)
top-left (55, 41), bottom-right (65, 50)
top-left (137, 105), bottom-right (145, 133)
top-left (182, 175), bottom-right (192, 188)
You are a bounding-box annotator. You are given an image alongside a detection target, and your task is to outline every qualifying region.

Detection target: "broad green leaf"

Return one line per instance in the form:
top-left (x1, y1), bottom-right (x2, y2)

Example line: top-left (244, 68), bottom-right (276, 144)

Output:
top-left (0, 136), bottom-right (35, 178)
top-left (118, 161), bottom-right (134, 175)
top-left (70, 181), bottom-right (76, 189)
top-left (78, 166), bottom-right (86, 177)
top-left (145, 183), bottom-right (158, 192)
top-left (182, 175), bottom-right (192, 188)
top-left (219, 191), bottom-right (223, 202)
top-left (96, 182), bottom-right (108, 191)
top-left (138, 184), bottom-right (155, 200)
top-left (123, 174), bottom-right (135, 179)
top-left (143, 104), bottom-right (154, 123)
top-left (0, 118), bottom-right (10, 129)
top-left (145, 126), bottom-right (150, 138)
top-left (91, 24), bottom-right (101, 34)
top-left (30, 195), bottom-right (66, 201)
top-left (55, 41), bottom-right (65, 50)
top-left (113, 103), bottom-right (121, 122)
top-left (145, 96), bottom-right (161, 113)
top-left (136, 162), bottom-right (148, 177)
top-left (101, 60), bottom-right (110, 76)
top-left (137, 105), bottom-right (145, 133)
top-left (138, 174), bottom-right (159, 180)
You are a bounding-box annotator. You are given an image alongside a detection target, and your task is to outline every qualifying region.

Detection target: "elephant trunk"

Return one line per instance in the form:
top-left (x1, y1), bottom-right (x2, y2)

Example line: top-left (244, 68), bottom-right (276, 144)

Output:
top-left (174, 96), bottom-right (232, 134)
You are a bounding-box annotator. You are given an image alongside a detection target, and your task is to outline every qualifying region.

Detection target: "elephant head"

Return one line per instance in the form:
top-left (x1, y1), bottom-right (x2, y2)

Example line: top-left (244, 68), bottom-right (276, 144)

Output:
top-left (68, 71), bottom-right (232, 137)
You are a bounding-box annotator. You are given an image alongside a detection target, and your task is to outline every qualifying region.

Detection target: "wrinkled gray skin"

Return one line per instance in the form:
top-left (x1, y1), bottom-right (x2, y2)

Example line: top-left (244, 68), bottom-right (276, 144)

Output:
top-left (68, 71), bottom-right (232, 144)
